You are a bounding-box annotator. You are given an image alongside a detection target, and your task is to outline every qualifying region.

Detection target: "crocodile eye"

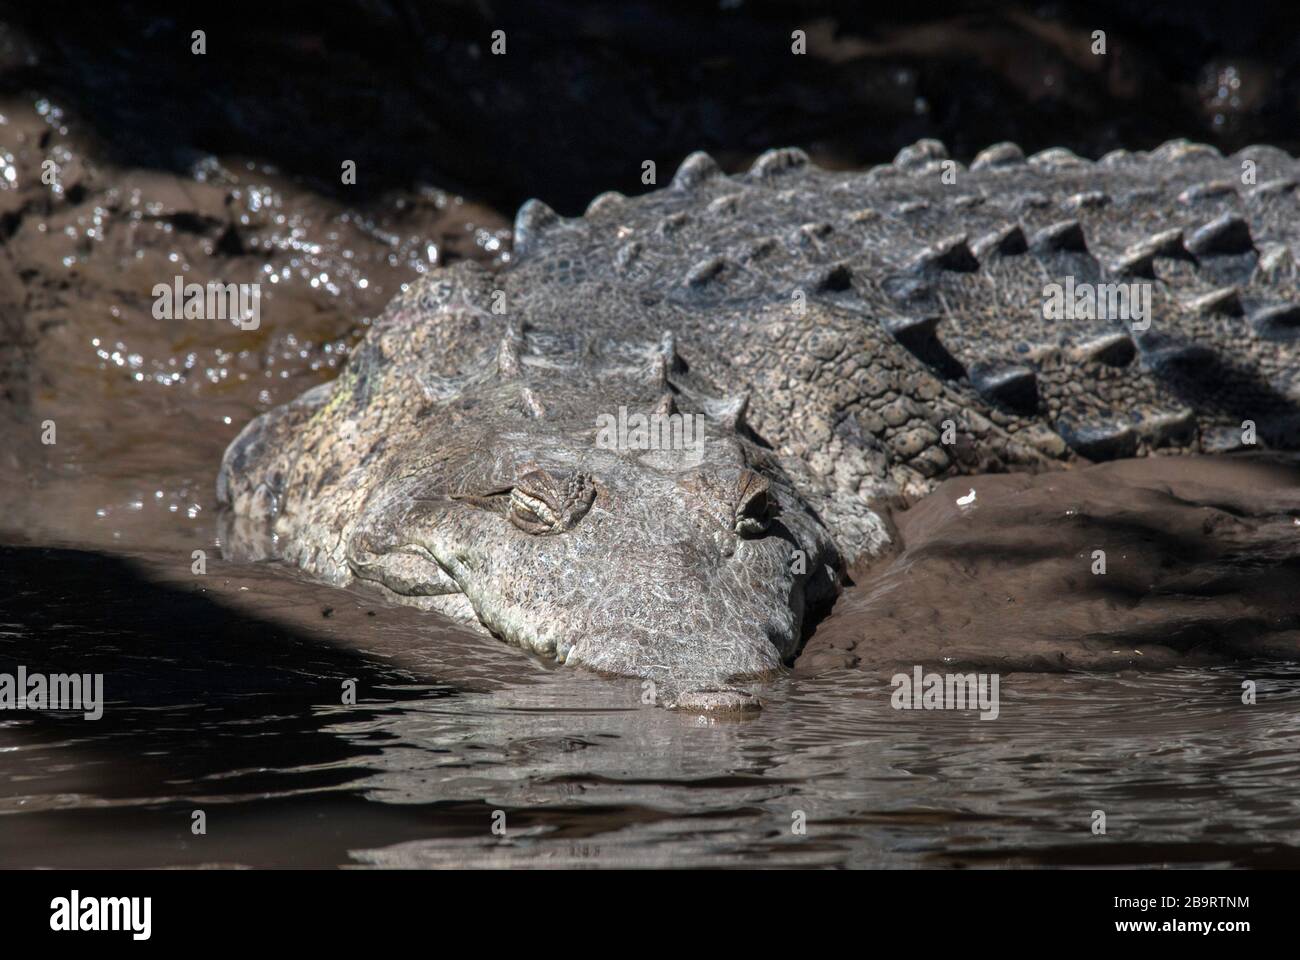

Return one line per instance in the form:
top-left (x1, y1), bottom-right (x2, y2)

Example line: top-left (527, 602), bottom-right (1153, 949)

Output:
top-left (508, 468), bottom-right (596, 535)
top-left (678, 466), bottom-right (773, 541)
top-left (509, 488), bottom-right (558, 534)
top-left (733, 469), bottom-right (771, 537)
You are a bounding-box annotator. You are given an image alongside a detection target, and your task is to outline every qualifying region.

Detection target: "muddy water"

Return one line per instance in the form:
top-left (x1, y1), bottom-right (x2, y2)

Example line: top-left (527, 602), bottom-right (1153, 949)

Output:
top-left (4, 545), bottom-right (1300, 868)
top-left (3, 94), bottom-right (1300, 868)
top-left (0, 93), bottom-right (510, 555)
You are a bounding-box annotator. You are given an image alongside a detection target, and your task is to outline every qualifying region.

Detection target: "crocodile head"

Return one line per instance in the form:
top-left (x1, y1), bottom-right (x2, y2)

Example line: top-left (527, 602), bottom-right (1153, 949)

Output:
top-left (332, 330), bottom-right (843, 702)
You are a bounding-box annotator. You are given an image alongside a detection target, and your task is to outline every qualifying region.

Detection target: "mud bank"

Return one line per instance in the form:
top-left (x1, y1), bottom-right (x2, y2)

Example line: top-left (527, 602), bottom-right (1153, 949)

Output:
top-left (797, 454), bottom-right (1300, 677)
top-left (0, 94), bottom-right (507, 551)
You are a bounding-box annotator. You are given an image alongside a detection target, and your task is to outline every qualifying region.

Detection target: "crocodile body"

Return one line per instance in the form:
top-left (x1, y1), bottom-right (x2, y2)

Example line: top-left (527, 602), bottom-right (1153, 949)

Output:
top-left (218, 138), bottom-right (1300, 703)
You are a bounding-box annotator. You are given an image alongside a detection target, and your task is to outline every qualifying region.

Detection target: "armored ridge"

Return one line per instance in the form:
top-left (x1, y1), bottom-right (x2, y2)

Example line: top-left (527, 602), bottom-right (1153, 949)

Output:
top-left (503, 137), bottom-right (1300, 469)
top-left (219, 138), bottom-right (1300, 703)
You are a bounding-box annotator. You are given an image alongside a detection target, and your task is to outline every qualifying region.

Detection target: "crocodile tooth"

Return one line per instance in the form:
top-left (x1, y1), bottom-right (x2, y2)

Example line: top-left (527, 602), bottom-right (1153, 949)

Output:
top-left (893, 139), bottom-right (948, 170)
top-left (908, 235), bottom-right (978, 272)
top-left (1031, 219), bottom-right (1088, 253)
top-left (749, 147), bottom-right (810, 178)
top-left (970, 142), bottom-right (1024, 170)
top-left (513, 199), bottom-right (560, 256)
top-left (1250, 303), bottom-right (1300, 340)
top-left (969, 363), bottom-right (1039, 412)
top-left (653, 392), bottom-right (677, 416)
top-left (1069, 332), bottom-right (1136, 366)
top-left (1056, 420), bottom-right (1138, 460)
top-left (672, 151), bottom-right (724, 189)
top-left (971, 224), bottom-right (1027, 257)
top-left (1186, 214), bottom-right (1254, 256)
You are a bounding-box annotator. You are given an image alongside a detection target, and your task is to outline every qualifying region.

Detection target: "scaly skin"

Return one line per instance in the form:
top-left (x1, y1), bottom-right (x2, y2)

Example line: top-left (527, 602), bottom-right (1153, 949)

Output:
top-left (218, 138), bottom-right (1300, 707)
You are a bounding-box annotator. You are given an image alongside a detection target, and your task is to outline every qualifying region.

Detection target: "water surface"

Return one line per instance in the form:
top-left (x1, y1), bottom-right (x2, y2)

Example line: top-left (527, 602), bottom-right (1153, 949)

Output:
top-left (5, 546), bottom-right (1299, 869)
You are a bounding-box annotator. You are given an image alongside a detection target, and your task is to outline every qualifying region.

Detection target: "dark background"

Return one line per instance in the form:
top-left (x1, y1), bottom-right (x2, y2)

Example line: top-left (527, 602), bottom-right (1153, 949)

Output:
top-left (2, 0), bottom-right (1298, 215)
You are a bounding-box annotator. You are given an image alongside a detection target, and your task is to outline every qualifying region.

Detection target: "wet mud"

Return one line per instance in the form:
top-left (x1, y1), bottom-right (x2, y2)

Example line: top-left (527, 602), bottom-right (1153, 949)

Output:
top-left (0, 93), bottom-right (508, 552)
top-left (799, 455), bottom-right (1300, 676)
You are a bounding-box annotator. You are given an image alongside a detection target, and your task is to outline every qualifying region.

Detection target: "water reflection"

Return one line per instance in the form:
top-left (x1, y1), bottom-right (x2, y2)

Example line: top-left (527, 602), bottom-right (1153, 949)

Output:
top-left (4, 546), bottom-right (1298, 868)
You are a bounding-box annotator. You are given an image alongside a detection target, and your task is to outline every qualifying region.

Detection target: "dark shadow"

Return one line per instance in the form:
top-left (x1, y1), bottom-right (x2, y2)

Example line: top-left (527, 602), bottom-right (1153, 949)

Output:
top-left (1138, 338), bottom-right (1300, 447)
top-left (0, 543), bottom-right (453, 808)
top-left (5, 2), bottom-right (1300, 214)
top-left (0, 543), bottom-right (722, 867)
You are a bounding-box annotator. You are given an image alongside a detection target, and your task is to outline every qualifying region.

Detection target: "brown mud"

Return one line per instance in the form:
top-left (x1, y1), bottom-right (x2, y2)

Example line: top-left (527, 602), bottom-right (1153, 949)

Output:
top-left (799, 455), bottom-right (1300, 677)
top-left (0, 93), bottom-right (509, 553)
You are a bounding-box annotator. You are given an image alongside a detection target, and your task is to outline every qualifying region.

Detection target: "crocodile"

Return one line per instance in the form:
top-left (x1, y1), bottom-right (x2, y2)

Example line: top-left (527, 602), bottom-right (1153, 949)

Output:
top-left (218, 138), bottom-right (1300, 708)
